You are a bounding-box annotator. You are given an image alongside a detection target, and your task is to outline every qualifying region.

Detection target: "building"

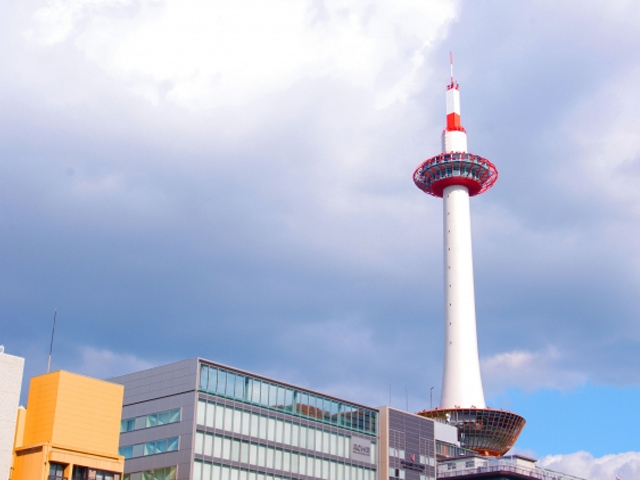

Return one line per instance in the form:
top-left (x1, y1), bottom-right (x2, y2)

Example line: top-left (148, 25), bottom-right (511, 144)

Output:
top-left (378, 407), bottom-right (437, 480)
top-left (437, 454), bottom-right (584, 480)
top-left (412, 58), bottom-right (525, 455)
top-left (0, 348), bottom-right (24, 480)
top-left (111, 358), bottom-right (444, 480)
top-left (11, 370), bottom-right (125, 480)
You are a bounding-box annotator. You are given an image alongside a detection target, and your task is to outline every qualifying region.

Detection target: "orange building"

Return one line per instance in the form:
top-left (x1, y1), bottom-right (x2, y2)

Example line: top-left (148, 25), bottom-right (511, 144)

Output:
top-left (11, 370), bottom-right (125, 480)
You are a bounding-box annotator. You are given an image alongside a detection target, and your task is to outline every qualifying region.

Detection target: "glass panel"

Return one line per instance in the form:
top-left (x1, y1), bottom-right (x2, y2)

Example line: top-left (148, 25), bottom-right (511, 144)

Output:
top-left (212, 465), bottom-right (221, 480)
top-left (223, 437), bottom-right (232, 460)
top-left (242, 411), bottom-right (251, 436)
top-left (205, 403), bottom-right (215, 428)
top-left (266, 447), bottom-right (274, 469)
top-left (195, 431), bottom-right (204, 455)
top-left (291, 453), bottom-right (299, 474)
top-left (267, 418), bottom-right (275, 442)
top-left (197, 401), bottom-right (206, 426)
top-left (285, 389), bottom-right (294, 411)
top-left (235, 374), bottom-right (245, 400)
top-left (276, 386), bottom-right (285, 408)
top-left (330, 433), bottom-right (337, 456)
top-left (249, 443), bottom-right (257, 464)
top-left (217, 370), bottom-right (227, 396)
top-left (269, 384), bottom-right (278, 407)
top-left (193, 461), bottom-right (203, 480)
top-left (147, 413), bottom-right (158, 427)
top-left (224, 407), bottom-right (234, 431)
top-left (221, 466), bottom-right (230, 480)
top-left (323, 431), bottom-right (330, 454)
top-left (119, 445), bottom-right (133, 458)
top-left (337, 435), bottom-right (344, 457)
top-left (299, 392), bottom-right (309, 416)
top-left (248, 378), bottom-right (260, 404)
top-left (274, 449), bottom-right (282, 471)
top-left (132, 443), bottom-right (144, 458)
top-left (204, 432), bottom-right (213, 456)
top-left (226, 373), bottom-right (236, 397)
top-left (259, 416), bottom-right (267, 441)
top-left (258, 445), bottom-right (266, 467)
top-left (168, 437), bottom-right (179, 451)
top-left (291, 424), bottom-right (299, 447)
top-left (215, 405), bottom-right (224, 430)
top-left (200, 365), bottom-right (209, 390)
top-left (231, 439), bottom-right (240, 462)
top-left (202, 463), bottom-right (212, 480)
top-left (213, 435), bottom-right (222, 458)
top-left (135, 416), bottom-right (146, 430)
top-left (260, 381), bottom-right (269, 406)
top-left (299, 425), bottom-right (307, 449)
top-left (233, 409), bottom-right (242, 434)
top-left (299, 454), bottom-right (306, 476)
top-left (250, 413), bottom-right (258, 437)
top-left (315, 429), bottom-right (323, 453)
top-left (283, 451), bottom-right (291, 473)
top-left (155, 438), bottom-right (168, 453)
top-left (275, 419), bottom-right (283, 443)
top-left (283, 421), bottom-right (291, 444)
top-left (240, 441), bottom-right (249, 464)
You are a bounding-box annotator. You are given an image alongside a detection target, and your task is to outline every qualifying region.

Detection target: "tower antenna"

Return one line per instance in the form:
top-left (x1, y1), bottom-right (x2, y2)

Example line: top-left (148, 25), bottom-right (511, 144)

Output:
top-left (450, 51), bottom-right (455, 87)
top-left (47, 310), bottom-right (57, 373)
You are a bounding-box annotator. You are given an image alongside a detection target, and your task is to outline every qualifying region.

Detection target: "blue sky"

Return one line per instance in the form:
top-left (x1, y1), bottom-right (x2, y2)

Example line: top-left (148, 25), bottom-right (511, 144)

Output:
top-left (2, 1), bottom-right (640, 478)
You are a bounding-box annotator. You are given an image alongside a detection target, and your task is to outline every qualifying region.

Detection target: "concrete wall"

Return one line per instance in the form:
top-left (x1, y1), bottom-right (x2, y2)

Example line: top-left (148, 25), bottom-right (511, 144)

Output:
top-left (0, 351), bottom-right (24, 480)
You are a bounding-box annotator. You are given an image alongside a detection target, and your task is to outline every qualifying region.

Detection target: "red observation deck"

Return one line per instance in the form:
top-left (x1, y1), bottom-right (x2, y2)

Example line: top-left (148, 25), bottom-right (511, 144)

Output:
top-left (413, 152), bottom-right (498, 198)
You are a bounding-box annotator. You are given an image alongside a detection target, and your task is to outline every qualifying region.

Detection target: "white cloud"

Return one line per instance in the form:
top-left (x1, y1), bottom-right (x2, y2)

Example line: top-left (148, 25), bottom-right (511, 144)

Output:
top-left (27, 0), bottom-right (459, 107)
top-left (74, 346), bottom-right (156, 379)
top-left (539, 451), bottom-right (640, 480)
top-left (481, 347), bottom-right (587, 396)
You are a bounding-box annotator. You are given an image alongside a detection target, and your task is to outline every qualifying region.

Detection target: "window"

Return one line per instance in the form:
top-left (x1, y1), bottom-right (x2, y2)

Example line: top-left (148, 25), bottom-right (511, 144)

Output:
top-left (119, 437), bottom-right (179, 459)
top-left (49, 463), bottom-right (66, 480)
top-left (121, 408), bottom-right (181, 432)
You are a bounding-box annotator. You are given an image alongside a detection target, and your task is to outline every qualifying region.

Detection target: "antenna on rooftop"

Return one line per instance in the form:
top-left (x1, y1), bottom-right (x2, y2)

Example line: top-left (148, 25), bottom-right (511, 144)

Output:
top-left (449, 51), bottom-right (455, 87)
top-left (47, 310), bottom-right (57, 373)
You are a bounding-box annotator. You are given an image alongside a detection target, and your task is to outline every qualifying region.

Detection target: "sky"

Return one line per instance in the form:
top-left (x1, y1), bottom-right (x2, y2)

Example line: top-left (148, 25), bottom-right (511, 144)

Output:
top-left (2, 1), bottom-right (640, 478)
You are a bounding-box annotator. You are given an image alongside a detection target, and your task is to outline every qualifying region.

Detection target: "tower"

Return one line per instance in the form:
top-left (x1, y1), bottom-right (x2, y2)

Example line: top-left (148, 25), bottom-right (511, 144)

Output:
top-left (415, 57), bottom-right (525, 456)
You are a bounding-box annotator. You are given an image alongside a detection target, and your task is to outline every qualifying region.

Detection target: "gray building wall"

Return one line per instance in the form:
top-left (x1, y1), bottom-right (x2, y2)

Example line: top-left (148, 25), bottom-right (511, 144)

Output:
top-left (111, 358), bottom-right (199, 480)
top-left (379, 406), bottom-right (436, 480)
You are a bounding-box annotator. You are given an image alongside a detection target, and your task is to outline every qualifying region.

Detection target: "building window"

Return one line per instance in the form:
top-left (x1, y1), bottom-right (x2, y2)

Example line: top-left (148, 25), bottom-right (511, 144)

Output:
top-left (121, 408), bottom-right (181, 432)
top-left (198, 363), bottom-right (377, 435)
top-left (123, 467), bottom-right (176, 480)
top-left (49, 463), bottom-right (66, 480)
top-left (119, 437), bottom-right (179, 459)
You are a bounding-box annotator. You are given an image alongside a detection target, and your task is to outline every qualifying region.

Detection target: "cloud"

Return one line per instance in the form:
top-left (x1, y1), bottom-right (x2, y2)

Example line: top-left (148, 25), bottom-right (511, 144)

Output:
top-left (72, 346), bottom-right (157, 379)
top-left (481, 347), bottom-right (587, 397)
top-left (27, 0), bottom-right (459, 107)
top-left (539, 451), bottom-right (640, 480)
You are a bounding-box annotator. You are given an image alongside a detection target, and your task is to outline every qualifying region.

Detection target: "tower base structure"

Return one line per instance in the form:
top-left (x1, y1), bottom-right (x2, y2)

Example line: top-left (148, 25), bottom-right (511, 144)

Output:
top-left (417, 408), bottom-right (525, 457)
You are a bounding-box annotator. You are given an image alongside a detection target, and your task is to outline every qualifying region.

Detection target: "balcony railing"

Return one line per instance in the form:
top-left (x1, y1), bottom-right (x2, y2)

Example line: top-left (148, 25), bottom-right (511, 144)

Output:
top-left (437, 464), bottom-right (584, 480)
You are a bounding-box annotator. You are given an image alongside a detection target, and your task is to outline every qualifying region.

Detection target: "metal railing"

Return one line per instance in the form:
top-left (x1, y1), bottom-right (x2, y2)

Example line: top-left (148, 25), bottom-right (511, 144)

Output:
top-left (437, 464), bottom-right (584, 480)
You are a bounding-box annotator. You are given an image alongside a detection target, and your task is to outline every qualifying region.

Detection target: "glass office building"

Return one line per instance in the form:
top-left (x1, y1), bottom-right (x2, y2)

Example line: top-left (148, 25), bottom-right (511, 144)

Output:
top-left (112, 358), bottom-right (379, 480)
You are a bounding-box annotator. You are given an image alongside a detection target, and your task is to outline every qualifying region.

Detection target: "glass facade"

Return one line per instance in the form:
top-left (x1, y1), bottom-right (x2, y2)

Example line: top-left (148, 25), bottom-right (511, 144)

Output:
top-left (123, 466), bottom-right (177, 480)
top-left (119, 437), bottom-right (179, 459)
top-left (121, 408), bottom-right (181, 432)
top-left (199, 363), bottom-right (377, 436)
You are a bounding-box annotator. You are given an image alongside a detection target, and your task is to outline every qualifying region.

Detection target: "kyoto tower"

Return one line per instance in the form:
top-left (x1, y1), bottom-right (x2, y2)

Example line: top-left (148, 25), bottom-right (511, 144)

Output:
top-left (415, 56), bottom-right (525, 456)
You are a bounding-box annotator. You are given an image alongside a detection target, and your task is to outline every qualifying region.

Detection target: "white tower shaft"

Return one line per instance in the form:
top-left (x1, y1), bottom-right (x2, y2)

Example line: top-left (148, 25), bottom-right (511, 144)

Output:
top-left (441, 184), bottom-right (486, 408)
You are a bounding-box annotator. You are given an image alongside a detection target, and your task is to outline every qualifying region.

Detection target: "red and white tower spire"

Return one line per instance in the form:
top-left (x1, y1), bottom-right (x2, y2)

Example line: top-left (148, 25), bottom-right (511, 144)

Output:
top-left (415, 56), bottom-right (524, 457)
